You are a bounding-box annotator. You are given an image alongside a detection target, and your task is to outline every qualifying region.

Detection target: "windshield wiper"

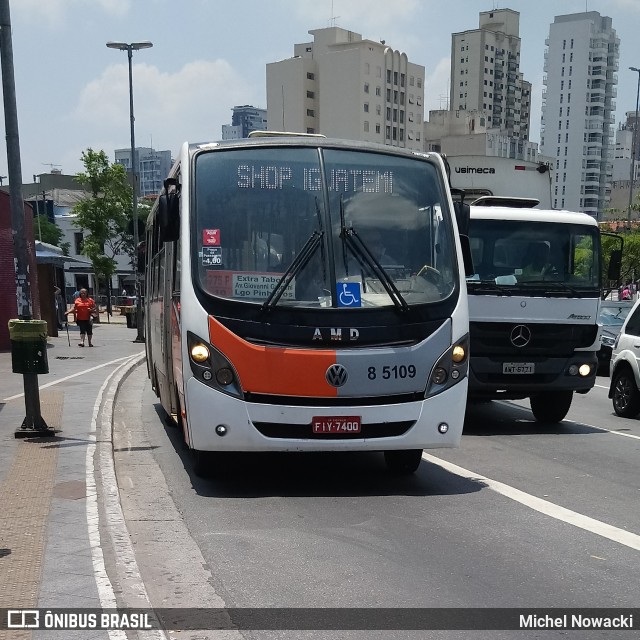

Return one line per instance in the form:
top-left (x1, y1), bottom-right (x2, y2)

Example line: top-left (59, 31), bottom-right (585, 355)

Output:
top-left (339, 215), bottom-right (409, 313)
top-left (520, 280), bottom-right (580, 297)
top-left (260, 230), bottom-right (324, 313)
top-left (466, 281), bottom-right (513, 296)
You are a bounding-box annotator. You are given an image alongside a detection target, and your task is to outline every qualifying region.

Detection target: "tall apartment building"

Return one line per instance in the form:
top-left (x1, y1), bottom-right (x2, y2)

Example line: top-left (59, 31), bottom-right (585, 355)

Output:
top-left (222, 105), bottom-right (267, 139)
top-left (540, 12), bottom-right (619, 218)
top-left (115, 147), bottom-right (173, 197)
top-left (266, 27), bottom-right (425, 150)
top-left (451, 8), bottom-right (531, 139)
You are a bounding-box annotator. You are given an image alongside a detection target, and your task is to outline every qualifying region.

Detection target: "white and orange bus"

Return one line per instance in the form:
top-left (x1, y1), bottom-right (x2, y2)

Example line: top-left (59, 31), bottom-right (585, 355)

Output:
top-left (144, 135), bottom-right (471, 475)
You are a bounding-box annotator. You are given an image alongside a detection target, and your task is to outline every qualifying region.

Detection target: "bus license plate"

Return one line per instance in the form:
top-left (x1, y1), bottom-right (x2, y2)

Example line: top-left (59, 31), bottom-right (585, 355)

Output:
top-left (503, 362), bottom-right (535, 374)
top-left (312, 416), bottom-right (361, 434)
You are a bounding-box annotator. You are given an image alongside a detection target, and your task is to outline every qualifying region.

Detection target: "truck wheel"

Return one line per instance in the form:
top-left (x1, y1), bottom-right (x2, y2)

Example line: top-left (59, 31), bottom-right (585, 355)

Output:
top-left (530, 391), bottom-right (573, 423)
top-left (611, 369), bottom-right (640, 418)
top-left (384, 449), bottom-right (423, 474)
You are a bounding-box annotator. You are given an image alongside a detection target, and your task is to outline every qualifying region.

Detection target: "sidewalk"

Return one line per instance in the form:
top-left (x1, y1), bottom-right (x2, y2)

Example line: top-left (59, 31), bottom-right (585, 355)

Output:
top-left (0, 319), bottom-right (145, 639)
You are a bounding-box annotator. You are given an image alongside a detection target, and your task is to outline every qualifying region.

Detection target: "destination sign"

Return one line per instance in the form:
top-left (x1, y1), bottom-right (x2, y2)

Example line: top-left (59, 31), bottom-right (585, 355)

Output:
top-left (237, 164), bottom-right (393, 193)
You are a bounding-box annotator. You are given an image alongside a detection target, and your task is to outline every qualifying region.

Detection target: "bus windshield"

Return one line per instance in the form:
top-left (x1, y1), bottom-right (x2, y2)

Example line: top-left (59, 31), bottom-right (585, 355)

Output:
top-left (194, 146), bottom-right (457, 308)
top-left (467, 219), bottom-right (600, 294)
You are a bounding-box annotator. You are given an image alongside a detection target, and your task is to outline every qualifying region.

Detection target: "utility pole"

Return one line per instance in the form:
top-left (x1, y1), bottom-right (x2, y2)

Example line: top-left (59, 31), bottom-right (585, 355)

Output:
top-left (0, 0), bottom-right (52, 435)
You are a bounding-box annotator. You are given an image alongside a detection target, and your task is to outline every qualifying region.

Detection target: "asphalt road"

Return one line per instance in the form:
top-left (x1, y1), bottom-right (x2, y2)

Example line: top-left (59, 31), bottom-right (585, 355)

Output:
top-left (116, 370), bottom-right (640, 640)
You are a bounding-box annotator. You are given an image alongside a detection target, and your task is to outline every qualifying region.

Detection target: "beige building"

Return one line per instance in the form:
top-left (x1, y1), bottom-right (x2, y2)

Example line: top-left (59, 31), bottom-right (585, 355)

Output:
top-left (266, 27), bottom-right (425, 149)
top-left (451, 8), bottom-right (531, 140)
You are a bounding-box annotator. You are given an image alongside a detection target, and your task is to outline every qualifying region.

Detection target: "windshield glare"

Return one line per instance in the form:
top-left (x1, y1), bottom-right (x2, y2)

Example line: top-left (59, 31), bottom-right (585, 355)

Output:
top-left (194, 147), bottom-right (457, 308)
top-left (467, 219), bottom-right (600, 290)
top-left (600, 306), bottom-right (631, 326)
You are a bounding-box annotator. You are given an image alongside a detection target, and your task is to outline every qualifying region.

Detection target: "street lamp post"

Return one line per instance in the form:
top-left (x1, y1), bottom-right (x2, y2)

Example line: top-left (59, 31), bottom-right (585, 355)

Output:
top-left (106, 40), bottom-right (153, 343)
top-left (627, 66), bottom-right (640, 228)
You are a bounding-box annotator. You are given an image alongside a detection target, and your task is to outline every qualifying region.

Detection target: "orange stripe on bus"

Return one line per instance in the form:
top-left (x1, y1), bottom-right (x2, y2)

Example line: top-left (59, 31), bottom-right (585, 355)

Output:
top-left (208, 316), bottom-right (338, 397)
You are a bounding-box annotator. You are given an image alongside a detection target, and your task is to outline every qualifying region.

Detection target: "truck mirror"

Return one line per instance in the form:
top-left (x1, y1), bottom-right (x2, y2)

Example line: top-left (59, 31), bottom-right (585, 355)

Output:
top-left (459, 235), bottom-right (475, 277)
top-left (607, 249), bottom-right (622, 282)
top-left (453, 201), bottom-right (470, 236)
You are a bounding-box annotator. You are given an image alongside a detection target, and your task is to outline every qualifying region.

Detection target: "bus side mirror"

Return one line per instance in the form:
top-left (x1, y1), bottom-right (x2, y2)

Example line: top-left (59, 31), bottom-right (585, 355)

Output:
top-left (137, 241), bottom-right (146, 274)
top-left (608, 249), bottom-right (622, 282)
top-left (459, 234), bottom-right (475, 277)
top-left (159, 192), bottom-right (180, 243)
top-left (453, 201), bottom-right (470, 236)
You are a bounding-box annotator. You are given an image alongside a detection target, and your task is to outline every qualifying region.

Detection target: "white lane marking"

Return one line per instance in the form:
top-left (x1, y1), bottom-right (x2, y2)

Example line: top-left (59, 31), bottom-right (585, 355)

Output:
top-left (87, 352), bottom-right (166, 640)
top-left (86, 362), bottom-right (128, 640)
top-left (422, 453), bottom-right (640, 552)
top-left (1, 353), bottom-right (143, 402)
top-left (495, 399), bottom-right (640, 440)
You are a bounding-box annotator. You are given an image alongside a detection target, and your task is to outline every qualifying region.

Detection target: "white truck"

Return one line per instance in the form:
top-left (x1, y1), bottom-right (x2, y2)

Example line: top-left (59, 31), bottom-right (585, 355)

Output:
top-left (447, 155), bottom-right (552, 208)
top-left (465, 197), bottom-right (608, 422)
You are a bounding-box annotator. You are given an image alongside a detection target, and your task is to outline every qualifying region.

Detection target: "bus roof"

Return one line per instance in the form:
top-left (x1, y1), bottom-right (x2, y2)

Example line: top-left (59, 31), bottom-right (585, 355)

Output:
top-left (247, 130), bottom-right (326, 138)
top-left (187, 137), bottom-right (445, 162)
top-left (470, 206), bottom-right (599, 227)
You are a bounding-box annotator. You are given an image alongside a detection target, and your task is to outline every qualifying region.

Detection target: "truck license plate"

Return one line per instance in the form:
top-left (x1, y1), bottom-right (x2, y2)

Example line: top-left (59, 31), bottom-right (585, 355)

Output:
top-left (502, 362), bottom-right (535, 374)
top-left (312, 416), bottom-right (361, 434)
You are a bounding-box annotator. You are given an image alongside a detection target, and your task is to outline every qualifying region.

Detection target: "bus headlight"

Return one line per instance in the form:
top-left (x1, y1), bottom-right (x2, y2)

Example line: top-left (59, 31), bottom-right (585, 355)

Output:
top-left (425, 334), bottom-right (469, 398)
top-left (432, 367), bottom-right (448, 385)
top-left (216, 367), bottom-right (234, 386)
top-left (187, 331), bottom-right (243, 398)
top-left (190, 344), bottom-right (210, 363)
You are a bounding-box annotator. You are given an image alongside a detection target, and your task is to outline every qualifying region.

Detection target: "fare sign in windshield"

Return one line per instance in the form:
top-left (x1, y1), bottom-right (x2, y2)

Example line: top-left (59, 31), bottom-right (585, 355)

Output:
top-left (205, 270), bottom-right (294, 300)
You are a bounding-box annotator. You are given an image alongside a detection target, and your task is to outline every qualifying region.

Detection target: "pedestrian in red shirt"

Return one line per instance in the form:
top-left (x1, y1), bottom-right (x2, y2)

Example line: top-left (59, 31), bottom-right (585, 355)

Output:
top-left (65, 288), bottom-right (97, 347)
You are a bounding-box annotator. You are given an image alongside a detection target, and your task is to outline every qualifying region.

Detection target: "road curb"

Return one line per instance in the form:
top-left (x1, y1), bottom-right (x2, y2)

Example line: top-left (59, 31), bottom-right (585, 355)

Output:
top-left (90, 352), bottom-right (168, 639)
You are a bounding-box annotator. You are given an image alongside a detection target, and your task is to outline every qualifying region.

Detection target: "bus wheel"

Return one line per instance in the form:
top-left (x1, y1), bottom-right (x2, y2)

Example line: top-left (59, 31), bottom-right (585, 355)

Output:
top-left (151, 366), bottom-right (160, 398)
top-left (530, 391), bottom-right (573, 423)
top-left (384, 449), bottom-right (423, 474)
top-left (191, 449), bottom-right (210, 478)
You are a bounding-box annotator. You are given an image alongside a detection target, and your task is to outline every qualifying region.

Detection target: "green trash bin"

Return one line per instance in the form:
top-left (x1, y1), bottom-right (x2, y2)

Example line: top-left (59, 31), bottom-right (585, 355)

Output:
top-left (8, 319), bottom-right (49, 374)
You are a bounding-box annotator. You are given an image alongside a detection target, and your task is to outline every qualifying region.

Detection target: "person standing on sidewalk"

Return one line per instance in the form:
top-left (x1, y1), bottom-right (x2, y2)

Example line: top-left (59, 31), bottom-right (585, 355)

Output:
top-left (65, 288), bottom-right (97, 347)
top-left (54, 286), bottom-right (66, 330)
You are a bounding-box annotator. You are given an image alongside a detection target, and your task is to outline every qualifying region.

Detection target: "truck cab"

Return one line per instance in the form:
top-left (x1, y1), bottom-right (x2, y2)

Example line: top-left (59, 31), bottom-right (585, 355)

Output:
top-left (466, 197), bottom-right (602, 422)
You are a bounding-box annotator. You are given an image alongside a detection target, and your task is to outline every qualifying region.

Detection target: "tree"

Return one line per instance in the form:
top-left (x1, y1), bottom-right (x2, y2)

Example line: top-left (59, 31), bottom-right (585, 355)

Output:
top-left (33, 214), bottom-right (70, 255)
top-left (72, 149), bottom-right (133, 308)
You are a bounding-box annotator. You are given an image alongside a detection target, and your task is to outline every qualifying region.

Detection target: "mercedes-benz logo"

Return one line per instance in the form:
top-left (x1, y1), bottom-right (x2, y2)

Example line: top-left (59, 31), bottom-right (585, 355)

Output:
top-left (326, 364), bottom-right (348, 387)
top-left (510, 324), bottom-right (531, 348)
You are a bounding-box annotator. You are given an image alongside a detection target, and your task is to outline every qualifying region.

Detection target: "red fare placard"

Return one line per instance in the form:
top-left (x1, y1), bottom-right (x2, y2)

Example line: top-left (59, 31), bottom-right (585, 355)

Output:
top-left (203, 229), bottom-right (221, 246)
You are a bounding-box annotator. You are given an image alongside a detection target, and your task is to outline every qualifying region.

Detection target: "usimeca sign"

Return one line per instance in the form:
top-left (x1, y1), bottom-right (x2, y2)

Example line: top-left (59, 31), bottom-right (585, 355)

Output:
top-left (454, 167), bottom-right (496, 174)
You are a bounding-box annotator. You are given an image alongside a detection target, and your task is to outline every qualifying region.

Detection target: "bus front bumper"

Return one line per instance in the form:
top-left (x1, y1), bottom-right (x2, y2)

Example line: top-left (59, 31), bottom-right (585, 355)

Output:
top-left (185, 377), bottom-right (468, 453)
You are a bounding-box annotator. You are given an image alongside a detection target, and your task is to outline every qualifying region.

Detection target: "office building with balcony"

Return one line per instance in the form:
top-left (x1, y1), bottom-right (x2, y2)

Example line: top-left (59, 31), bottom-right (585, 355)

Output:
top-left (222, 105), bottom-right (267, 139)
top-left (450, 8), bottom-right (531, 140)
top-left (266, 26), bottom-right (425, 149)
top-left (540, 12), bottom-right (619, 218)
top-left (115, 147), bottom-right (173, 197)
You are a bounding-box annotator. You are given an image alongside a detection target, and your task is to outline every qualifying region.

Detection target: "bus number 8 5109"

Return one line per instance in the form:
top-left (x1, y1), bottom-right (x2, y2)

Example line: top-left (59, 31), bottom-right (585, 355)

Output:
top-left (368, 365), bottom-right (417, 380)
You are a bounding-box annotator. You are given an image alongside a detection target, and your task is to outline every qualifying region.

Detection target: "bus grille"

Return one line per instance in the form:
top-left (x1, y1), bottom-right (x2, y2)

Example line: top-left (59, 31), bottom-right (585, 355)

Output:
top-left (252, 421), bottom-right (415, 440)
top-left (244, 392), bottom-right (425, 406)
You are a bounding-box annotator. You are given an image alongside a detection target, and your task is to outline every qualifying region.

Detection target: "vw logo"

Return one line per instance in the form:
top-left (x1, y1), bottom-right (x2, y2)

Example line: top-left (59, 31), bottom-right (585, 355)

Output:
top-left (510, 325), bottom-right (531, 348)
top-left (326, 364), bottom-right (348, 387)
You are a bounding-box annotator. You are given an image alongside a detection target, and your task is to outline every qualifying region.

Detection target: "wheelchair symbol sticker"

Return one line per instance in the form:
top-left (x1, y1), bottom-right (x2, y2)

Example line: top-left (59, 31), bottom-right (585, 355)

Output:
top-left (337, 282), bottom-right (361, 307)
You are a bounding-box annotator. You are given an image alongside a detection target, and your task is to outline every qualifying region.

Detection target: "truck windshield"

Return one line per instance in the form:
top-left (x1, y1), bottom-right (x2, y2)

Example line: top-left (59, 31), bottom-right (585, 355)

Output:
top-left (194, 146), bottom-right (457, 308)
top-left (466, 219), bottom-right (600, 294)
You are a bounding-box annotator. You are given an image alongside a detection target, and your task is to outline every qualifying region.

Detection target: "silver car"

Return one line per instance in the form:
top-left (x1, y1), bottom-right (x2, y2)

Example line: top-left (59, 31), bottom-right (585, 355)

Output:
top-left (598, 300), bottom-right (634, 373)
top-left (609, 298), bottom-right (640, 417)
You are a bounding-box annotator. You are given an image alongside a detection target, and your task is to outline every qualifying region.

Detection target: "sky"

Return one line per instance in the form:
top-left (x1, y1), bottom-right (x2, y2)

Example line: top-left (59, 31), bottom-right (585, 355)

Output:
top-left (1, 0), bottom-right (639, 184)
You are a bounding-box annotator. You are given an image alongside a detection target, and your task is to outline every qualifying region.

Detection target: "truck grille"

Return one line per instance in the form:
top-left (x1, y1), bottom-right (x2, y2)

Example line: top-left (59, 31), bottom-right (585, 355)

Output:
top-left (470, 322), bottom-right (598, 357)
